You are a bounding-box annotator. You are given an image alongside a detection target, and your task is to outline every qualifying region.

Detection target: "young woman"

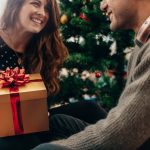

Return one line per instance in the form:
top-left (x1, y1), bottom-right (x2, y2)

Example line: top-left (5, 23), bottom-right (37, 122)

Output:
top-left (0, 0), bottom-right (107, 149)
top-left (0, 0), bottom-right (68, 95)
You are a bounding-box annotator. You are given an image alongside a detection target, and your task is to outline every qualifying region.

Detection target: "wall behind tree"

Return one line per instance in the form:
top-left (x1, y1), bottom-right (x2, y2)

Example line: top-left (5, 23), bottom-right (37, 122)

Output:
top-left (0, 0), bottom-right (7, 19)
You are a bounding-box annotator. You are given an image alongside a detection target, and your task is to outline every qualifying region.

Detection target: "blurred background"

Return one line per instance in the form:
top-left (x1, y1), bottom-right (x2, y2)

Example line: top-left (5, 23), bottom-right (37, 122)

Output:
top-left (49, 0), bottom-right (135, 111)
top-left (0, 0), bottom-right (135, 111)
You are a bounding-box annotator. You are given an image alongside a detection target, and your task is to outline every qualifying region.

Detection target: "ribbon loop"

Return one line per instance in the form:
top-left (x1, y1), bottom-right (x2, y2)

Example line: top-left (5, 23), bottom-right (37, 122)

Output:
top-left (0, 67), bottom-right (29, 88)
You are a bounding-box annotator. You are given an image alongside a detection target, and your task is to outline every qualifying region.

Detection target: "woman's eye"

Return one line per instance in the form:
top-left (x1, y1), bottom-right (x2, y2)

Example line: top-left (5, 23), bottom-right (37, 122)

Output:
top-left (31, 2), bottom-right (40, 7)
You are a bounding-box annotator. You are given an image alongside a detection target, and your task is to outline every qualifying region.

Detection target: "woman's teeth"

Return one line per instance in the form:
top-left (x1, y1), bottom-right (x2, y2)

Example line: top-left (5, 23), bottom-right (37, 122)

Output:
top-left (32, 18), bottom-right (42, 24)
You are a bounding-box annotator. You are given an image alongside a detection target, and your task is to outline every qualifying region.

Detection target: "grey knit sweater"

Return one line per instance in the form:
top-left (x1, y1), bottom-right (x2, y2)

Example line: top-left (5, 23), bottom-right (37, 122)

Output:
top-left (52, 39), bottom-right (150, 150)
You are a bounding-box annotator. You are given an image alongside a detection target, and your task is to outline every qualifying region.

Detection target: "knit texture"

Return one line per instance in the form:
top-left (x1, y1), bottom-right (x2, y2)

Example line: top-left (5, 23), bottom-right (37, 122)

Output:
top-left (51, 39), bottom-right (150, 150)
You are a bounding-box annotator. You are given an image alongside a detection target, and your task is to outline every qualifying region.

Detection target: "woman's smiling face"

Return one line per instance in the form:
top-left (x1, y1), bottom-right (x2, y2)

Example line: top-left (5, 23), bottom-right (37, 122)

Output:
top-left (17, 0), bottom-right (49, 33)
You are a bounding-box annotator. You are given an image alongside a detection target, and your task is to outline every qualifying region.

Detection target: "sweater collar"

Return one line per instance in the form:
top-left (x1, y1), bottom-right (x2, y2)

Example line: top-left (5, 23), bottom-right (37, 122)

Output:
top-left (135, 16), bottom-right (150, 47)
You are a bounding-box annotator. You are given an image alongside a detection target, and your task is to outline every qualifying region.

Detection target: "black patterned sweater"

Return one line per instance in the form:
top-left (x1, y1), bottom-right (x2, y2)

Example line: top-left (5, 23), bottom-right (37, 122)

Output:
top-left (0, 37), bottom-right (23, 71)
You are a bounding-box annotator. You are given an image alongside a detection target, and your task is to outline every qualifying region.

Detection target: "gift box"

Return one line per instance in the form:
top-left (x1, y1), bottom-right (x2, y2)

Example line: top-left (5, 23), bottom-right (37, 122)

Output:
top-left (0, 68), bottom-right (49, 137)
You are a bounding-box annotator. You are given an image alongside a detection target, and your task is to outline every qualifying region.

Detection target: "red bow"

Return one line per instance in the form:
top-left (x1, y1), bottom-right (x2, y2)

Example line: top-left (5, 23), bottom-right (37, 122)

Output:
top-left (0, 67), bottom-right (29, 88)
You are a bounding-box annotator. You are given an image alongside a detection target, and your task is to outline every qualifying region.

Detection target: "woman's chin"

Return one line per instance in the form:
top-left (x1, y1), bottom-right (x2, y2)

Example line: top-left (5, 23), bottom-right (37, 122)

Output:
top-left (29, 28), bottom-right (43, 34)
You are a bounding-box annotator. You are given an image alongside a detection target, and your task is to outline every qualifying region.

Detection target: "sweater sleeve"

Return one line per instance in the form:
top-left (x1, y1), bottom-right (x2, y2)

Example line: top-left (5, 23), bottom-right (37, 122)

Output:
top-left (51, 47), bottom-right (150, 150)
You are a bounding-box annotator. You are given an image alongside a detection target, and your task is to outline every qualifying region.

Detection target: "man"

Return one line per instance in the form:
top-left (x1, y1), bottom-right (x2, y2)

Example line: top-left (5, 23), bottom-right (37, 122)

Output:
top-left (33, 0), bottom-right (150, 149)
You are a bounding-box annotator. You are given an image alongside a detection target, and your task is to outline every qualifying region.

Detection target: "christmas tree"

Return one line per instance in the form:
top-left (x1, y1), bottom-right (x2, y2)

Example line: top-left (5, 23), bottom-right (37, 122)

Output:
top-left (50, 0), bottom-right (134, 111)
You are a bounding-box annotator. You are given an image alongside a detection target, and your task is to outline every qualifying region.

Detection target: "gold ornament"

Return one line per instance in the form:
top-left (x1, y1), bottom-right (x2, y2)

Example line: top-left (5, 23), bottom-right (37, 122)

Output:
top-left (60, 14), bottom-right (68, 24)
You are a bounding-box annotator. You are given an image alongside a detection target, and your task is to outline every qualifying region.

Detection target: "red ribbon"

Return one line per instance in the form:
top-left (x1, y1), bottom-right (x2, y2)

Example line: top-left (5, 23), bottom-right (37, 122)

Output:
top-left (0, 67), bottom-right (42, 135)
top-left (10, 86), bottom-right (24, 135)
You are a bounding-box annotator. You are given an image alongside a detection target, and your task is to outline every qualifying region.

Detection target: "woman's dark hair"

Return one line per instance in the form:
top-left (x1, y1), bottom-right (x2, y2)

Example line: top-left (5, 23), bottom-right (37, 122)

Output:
top-left (1, 0), bottom-right (68, 95)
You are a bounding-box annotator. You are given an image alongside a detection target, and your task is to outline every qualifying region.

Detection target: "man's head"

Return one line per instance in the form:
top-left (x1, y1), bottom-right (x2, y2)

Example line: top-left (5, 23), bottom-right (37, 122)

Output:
top-left (100, 0), bottom-right (150, 32)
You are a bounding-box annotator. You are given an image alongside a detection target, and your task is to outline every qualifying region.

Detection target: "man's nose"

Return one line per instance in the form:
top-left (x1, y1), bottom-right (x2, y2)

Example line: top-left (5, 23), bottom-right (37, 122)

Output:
top-left (100, 0), bottom-right (108, 12)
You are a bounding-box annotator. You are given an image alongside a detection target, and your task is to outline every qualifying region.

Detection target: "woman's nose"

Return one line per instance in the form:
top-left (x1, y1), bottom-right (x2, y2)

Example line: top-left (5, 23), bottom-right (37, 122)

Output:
top-left (38, 7), bottom-right (47, 17)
